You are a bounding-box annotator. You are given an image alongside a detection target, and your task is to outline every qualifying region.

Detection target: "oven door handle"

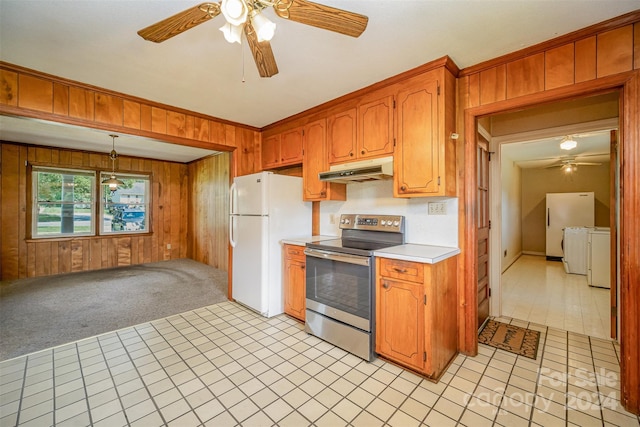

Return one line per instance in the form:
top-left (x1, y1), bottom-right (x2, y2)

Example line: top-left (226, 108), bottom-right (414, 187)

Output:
top-left (304, 248), bottom-right (370, 266)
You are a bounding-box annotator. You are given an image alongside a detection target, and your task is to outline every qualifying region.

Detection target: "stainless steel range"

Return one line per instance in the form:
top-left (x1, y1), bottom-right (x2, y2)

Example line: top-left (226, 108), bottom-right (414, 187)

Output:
top-left (304, 214), bottom-right (405, 361)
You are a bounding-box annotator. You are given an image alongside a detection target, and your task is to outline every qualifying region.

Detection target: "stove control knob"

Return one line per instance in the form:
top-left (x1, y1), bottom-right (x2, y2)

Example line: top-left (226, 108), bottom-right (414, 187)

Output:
top-left (393, 220), bottom-right (400, 227)
top-left (380, 220), bottom-right (386, 226)
top-left (343, 218), bottom-right (350, 225)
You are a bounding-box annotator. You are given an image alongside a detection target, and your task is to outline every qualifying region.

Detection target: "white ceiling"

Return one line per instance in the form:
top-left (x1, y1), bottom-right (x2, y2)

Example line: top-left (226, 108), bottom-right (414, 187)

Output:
top-left (0, 1), bottom-right (637, 162)
top-left (501, 129), bottom-right (614, 169)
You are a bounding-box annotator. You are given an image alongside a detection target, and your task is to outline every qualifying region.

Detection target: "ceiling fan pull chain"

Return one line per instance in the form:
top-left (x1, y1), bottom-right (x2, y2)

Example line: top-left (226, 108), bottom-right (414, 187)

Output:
top-left (242, 37), bottom-right (246, 83)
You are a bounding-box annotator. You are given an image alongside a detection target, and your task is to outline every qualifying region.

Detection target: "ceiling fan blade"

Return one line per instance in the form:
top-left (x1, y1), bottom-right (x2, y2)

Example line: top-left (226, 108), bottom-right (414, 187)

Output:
top-left (138, 3), bottom-right (220, 43)
top-left (244, 22), bottom-right (279, 78)
top-left (575, 162), bottom-right (602, 166)
top-left (274, 0), bottom-right (368, 38)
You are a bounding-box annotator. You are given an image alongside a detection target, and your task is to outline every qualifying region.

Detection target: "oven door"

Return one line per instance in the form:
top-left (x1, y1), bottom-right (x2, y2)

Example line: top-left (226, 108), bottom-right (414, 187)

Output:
top-left (304, 248), bottom-right (372, 331)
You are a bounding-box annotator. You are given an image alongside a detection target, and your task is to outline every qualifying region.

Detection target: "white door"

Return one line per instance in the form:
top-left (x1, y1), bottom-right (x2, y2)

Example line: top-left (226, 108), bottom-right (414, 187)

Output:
top-left (231, 215), bottom-right (269, 314)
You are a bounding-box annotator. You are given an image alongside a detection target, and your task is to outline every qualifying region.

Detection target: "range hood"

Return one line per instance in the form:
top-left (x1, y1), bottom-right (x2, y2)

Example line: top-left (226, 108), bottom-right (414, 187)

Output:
top-left (318, 156), bottom-right (393, 184)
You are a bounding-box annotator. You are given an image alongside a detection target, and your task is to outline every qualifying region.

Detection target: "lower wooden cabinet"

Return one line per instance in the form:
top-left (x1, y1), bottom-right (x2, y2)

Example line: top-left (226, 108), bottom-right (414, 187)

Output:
top-left (376, 256), bottom-right (458, 380)
top-left (283, 244), bottom-right (306, 321)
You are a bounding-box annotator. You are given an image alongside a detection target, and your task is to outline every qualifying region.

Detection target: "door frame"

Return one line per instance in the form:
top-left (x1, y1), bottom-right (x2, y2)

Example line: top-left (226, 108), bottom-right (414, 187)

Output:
top-left (460, 71), bottom-right (639, 414)
top-left (484, 118), bottom-right (620, 322)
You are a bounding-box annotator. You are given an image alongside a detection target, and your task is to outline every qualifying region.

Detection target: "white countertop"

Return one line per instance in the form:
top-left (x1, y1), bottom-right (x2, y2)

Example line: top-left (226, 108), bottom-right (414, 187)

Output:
top-left (280, 235), bottom-right (338, 246)
top-left (282, 237), bottom-right (459, 264)
top-left (374, 244), bottom-right (460, 264)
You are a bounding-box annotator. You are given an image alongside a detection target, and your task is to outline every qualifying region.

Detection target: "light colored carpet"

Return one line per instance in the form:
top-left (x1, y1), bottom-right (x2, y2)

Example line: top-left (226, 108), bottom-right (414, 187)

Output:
top-left (0, 258), bottom-right (228, 361)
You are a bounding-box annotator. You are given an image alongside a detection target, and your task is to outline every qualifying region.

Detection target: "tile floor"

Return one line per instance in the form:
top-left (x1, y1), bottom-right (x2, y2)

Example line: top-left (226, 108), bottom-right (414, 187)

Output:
top-left (1, 301), bottom-right (638, 427)
top-left (501, 255), bottom-right (611, 340)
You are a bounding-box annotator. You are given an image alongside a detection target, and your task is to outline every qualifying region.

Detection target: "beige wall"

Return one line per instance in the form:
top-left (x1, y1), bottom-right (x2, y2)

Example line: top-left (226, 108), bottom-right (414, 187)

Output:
top-left (501, 157), bottom-right (522, 271)
top-left (521, 163), bottom-right (610, 254)
top-left (490, 93), bottom-right (619, 136)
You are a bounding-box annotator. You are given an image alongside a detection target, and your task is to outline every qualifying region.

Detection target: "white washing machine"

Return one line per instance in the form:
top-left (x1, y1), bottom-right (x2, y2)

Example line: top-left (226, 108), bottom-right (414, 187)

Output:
top-left (562, 226), bottom-right (590, 275)
top-left (588, 227), bottom-right (611, 288)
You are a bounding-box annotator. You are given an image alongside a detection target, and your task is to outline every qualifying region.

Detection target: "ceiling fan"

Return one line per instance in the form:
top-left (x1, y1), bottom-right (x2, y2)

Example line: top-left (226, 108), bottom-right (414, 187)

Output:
top-left (544, 156), bottom-right (602, 172)
top-left (137, 0), bottom-right (368, 78)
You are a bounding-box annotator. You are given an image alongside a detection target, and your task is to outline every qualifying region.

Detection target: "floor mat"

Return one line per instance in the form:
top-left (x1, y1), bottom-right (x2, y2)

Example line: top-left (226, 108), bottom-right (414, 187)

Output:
top-left (478, 319), bottom-right (540, 359)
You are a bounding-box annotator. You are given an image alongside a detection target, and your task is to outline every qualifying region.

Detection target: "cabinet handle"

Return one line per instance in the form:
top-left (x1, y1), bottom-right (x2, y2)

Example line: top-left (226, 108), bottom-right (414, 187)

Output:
top-left (382, 282), bottom-right (389, 289)
top-left (361, 150), bottom-right (365, 155)
top-left (349, 152), bottom-right (354, 156)
top-left (301, 265), bottom-right (305, 270)
top-left (393, 267), bottom-right (408, 273)
top-left (400, 185), bottom-right (407, 191)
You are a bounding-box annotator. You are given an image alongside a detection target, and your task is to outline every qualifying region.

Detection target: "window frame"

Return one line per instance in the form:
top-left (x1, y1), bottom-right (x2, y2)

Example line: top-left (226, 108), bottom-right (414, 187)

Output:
top-left (28, 165), bottom-right (153, 240)
top-left (30, 166), bottom-right (97, 239)
top-left (99, 172), bottom-right (151, 236)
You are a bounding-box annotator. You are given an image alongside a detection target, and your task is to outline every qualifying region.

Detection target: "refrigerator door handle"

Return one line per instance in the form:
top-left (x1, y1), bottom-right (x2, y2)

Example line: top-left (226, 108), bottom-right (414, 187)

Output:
top-left (229, 182), bottom-right (237, 215)
top-left (547, 208), bottom-right (550, 227)
top-left (229, 215), bottom-right (237, 248)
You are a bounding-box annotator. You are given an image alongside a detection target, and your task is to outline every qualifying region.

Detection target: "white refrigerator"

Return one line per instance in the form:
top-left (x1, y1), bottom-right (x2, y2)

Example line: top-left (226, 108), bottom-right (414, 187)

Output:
top-left (229, 172), bottom-right (311, 317)
top-left (546, 192), bottom-right (594, 259)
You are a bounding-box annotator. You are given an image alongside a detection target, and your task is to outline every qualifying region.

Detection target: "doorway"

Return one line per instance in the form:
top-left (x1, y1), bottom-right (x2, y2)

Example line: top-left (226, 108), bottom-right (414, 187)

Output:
top-left (479, 93), bottom-right (619, 340)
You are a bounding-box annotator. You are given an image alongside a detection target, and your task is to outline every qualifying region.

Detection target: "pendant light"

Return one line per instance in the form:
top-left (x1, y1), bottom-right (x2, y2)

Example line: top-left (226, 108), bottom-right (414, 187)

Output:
top-left (101, 134), bottom-right (124, 192)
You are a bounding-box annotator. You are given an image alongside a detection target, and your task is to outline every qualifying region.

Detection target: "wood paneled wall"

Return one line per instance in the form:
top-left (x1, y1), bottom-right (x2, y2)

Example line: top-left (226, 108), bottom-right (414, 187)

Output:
top-left (459, 16), bottom-right (639, 106)
top-left (0, 142), bottom-right (189, 280)
top-left (188, 152), bottom-right (230, 270)
top-left (456, 10), bottom-right (640, 414)
top-left (0, 62), bottom-right (256, 152)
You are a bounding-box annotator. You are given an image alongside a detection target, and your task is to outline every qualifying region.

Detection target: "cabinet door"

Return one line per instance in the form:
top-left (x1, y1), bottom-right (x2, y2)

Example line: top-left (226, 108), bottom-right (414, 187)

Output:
top-left (376, 277), bottom-right (425, 371)
top-left (327, 108), bottom-right (357, 164)
top-left (358, 94), bottom-right (394, 159)
top-left (303, 119), bottom-right (346, 201)
top-left (284, 256), bottom-right (306, 321)
top-left (280, 127), bottom-right (303, 166)
top-left (394, 75), bottom-right (440, 196)
top-left (236, 128), bottom-right (258, 176)
top-left (261, 134), bottom-right (281, 169)
top-left (303, 119), bottom-right (328, 200)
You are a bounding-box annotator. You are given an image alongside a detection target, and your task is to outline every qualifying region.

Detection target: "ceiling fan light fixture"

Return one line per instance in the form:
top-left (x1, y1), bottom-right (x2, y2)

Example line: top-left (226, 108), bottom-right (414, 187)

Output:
top-left (220, 22), bottom-right (243, 43)
top-left (102, 174), bottom-right (125, 192)
top-left (560, 136), bottom-right (577, 150)
top-left (251, 11), bottom-right (276, 42)
top-left (220, 0), bottom-right (248, 26)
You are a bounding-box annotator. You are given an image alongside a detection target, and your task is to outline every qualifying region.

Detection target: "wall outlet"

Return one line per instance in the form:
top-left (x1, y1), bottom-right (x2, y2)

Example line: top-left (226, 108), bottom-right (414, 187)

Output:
top-left (428, 202), bottom-right (447, 215)
top-left (504, 249), bottom-right (507, 257)
top-left (167, 243), bottom-right (172, 250)
top-left (329, 214), bottom-right (336, 224)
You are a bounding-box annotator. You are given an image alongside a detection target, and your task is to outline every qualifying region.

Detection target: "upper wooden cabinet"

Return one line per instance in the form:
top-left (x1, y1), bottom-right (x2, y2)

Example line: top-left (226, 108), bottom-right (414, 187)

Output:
top-left (327, 93), bottom-right (394, 165)
top-left (235, 128), bottom-right (260, 177)
top-left (358, 94), bottom-right (394, 159)
top-left (302, 119), bottom-right (346, 201)
top-left (261, 134), bottom-right (281, 169)
top-left (327, 108), bottom-right (357, 164)
top-left (394, 67), bottom-right (456, 197)
top-left (261, 127), bottom-right (303, 170)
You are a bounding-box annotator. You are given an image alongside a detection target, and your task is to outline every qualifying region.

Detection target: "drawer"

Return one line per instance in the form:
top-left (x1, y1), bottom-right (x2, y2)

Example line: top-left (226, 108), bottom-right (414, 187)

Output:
top-left (379, 258), bottom-right (424, 283)
top-left (284, 244), bottom-right (306, 261)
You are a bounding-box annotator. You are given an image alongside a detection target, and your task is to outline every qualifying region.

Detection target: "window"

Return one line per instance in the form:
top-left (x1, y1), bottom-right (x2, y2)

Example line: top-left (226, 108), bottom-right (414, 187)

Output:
top-left (100, 173), bottom-right (150, 234)
top-left (32, 167), bottom-right (96, 238)
top-left (31, 167), bottom-right (151, 238)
